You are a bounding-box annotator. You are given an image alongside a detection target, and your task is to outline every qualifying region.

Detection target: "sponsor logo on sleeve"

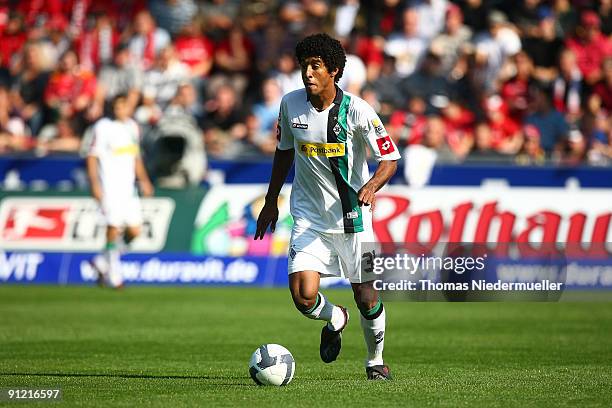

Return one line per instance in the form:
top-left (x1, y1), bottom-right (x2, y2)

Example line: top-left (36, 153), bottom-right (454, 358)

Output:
top-left (276, 112), bottom-right (282, 141)
top-left (376, 135), bottom-right (396, 155)
top-left (291, 123), bottom-right (308, 129)
top-left (299, 142), bottom-right (345, 157)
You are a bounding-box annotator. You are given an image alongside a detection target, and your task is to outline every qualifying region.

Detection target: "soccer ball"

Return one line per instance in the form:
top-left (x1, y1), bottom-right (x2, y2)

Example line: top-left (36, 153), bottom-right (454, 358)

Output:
top-left (249, 344), bottom-right (295, 386)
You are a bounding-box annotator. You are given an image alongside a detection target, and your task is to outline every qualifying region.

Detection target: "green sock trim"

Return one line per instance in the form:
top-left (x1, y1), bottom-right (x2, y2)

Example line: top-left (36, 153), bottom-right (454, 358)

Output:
top-left (105, 241), bottom-right (117, 251)
top-left (302, 293), bottom-right (322, 315)
top-left (364, 299), bottom-right (382, 317)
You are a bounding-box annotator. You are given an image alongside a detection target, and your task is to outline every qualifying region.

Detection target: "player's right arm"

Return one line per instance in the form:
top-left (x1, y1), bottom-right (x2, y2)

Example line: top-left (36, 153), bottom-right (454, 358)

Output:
top-left (254, 99), bottom-right (294, 240)
top-left (86, 155), bottom-right (103, 203)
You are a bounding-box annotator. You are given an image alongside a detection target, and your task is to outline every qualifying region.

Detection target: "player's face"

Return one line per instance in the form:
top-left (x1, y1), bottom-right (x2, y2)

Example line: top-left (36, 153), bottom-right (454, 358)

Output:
top-left (300, 56), bottom-right (337, 96)
top-left (113, 99), bottom-right (130, 120)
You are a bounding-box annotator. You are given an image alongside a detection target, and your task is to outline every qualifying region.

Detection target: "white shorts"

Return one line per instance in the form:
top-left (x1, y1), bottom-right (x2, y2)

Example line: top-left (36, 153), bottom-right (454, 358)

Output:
top-left (288, 224), bottom-right (376, 284)
top-left (101, 195), bottom-right (142, 228)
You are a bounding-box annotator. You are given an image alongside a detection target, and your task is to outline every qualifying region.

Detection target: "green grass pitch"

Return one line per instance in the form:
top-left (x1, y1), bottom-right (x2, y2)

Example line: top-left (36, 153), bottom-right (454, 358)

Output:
top-left (1, 286), bottom-right (611, 407)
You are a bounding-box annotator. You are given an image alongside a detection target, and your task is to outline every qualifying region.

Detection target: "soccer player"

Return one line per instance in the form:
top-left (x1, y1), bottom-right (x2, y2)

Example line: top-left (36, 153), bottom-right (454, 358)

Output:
top-left (254, 34), bottom-right (400, 380)
top-left (86, 94), bottom-right (154, 288)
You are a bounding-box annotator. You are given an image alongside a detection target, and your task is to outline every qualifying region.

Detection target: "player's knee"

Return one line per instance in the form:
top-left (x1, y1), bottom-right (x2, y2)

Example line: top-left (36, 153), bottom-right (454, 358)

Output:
top-left (353, 287), bottom-right (378, 313)
top-left (124, 227), bottom-right (140, 244)
top-left (356, 298), bottom-right (378, 314)
top-left (106, 226), bottom-right (120, 242)
top-left (290, 289), bottom-right (317, 313)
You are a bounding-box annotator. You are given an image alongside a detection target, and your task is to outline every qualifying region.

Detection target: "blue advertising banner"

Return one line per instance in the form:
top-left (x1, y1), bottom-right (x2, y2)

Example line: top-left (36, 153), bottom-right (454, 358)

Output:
top-left (1, 251), bottom-right (611, 289)
top-left (2, 156), bottom-right (612, 187)
top-left (0, 251), bottom-right (290, 286)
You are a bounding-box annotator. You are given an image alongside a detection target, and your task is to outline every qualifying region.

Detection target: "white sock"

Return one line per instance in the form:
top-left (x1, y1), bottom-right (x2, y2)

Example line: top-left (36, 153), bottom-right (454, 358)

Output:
top-left (360, 303), bottom-right (386, 367)
top-left (302, 292), bottom-right (346, 331)
top-left (92, 254), bottom-right (108, 276)
top-left (104, 243), bottom-right (123, 288)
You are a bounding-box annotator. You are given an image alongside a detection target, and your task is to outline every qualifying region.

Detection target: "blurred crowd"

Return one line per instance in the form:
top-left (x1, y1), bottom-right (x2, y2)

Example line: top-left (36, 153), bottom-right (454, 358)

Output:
top-left (0, 0), bottom-right (610, 181)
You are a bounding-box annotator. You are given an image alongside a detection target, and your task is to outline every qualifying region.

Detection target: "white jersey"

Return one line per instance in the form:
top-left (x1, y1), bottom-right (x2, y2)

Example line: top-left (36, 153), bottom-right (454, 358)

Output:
top-left (278, 87), bottom-right (400, 234)
top-left (87, 117), bottom-right (141, 200)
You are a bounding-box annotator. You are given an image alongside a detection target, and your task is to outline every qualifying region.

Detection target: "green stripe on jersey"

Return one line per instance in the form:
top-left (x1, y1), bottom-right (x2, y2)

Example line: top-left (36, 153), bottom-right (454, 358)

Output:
top-left (336, 94), bottom-right (363, 232)
top-left (326, 90), bottom-right (363, 233)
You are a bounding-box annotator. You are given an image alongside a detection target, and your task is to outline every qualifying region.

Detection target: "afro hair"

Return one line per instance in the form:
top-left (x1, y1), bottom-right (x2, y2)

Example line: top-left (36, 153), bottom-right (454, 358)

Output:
top-left (295, 33), bottom-right (346, 83)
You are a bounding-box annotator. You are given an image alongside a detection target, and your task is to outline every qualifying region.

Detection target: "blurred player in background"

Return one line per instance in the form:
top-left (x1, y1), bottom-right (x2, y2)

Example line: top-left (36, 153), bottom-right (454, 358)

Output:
top-left (86, 94), bottom-right (154, 289)
top-left (255, 34), bottom-right (399, 380)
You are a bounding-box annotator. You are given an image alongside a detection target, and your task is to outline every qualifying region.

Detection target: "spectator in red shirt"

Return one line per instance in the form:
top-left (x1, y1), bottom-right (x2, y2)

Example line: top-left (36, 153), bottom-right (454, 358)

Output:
top-left (590, 57), bottom-right (612, 114)
top-left (212, 24), bottom-right (255, 98)
top-left (483, 94), bottom-right (523, 154)
top-left (565, 10), bottom-right (612, 85)
top-left (0, 3), bottom-right (9, 36)
top-left (16, 0), bottom-right (67, 27)
top-left (354, 31), bottom-right (384, 82)
top-left (74, 12), bottom-right (120, 72)
top-left (441, 99), bottom-right (475, 159)
top-left (128, 10), bottom-right (171, 71)
top-left (174, 17), bottom-right (214, 80)
top-left (501, 51), bottom-right (534, 122)
top-left (0, 12), bottom-right (26, 69)
top-left (89, 0), bottom-right (147, 33)
top-left (388, 96), bottom-right (428, 146)
top-left (44, 49), bottom-right (96, 129)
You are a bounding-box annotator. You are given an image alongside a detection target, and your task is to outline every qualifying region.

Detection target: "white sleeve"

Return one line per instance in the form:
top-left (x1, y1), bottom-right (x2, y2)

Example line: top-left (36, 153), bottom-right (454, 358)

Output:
top-left (276, 98), bottom-right (294, 150)
top-left (87, 121), bottom-right (106, 157)
top-left (131, 120), bottom-right (142, 155)
top-left (357, 102), bottom-right (401, 162)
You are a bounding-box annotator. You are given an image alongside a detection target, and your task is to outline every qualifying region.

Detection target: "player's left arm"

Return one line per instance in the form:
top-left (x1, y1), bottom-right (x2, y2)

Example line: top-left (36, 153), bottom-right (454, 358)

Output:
top-left (132, 121), bottom-right (154, 197)
top-left (358, 160), bottom-right (397, 208)
top-left (357, 102), bottom-right (401, 209)
top-left (135, 155), bottom-right (154, 197)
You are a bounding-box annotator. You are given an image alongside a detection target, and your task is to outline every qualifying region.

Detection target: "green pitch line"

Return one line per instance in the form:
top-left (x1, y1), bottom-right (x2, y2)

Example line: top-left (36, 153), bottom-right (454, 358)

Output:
top-left (0, 286), bottom-right (611, 407)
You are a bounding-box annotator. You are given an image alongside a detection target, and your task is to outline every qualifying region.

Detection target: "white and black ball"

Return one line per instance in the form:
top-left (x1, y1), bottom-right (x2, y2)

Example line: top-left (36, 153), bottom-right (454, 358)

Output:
top-left (249, 344), bottom-right (295, 386)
